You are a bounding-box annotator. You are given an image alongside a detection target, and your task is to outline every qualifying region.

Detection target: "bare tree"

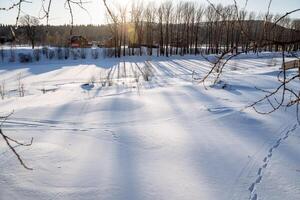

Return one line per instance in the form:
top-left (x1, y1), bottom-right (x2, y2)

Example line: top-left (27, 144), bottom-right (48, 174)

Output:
top-left (102, 0), bottom-right (121, 57)
top-left (131, 1), bottom-right (144, 56)
top-left (158, 4), bottom-right (164, 56)
top-left (19, 15), bottom-right (40, 49)
top-left (144, 2), bottom-right (156, 56)
top-left (40, 0), bottom-right (53, 45)
top-left (118, 5), bottom-right (128, 57)
top-left (162, 1), bottom-right (173, 57)
top-left (194, 4), bottom-right (205, 55)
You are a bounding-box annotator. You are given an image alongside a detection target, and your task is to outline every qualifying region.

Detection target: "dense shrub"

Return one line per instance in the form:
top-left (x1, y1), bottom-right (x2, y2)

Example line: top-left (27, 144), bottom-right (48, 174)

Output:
top-left (56, 48), bottom-right (64, 60)
top-left (71, 49), bottom-right (79, 60)
top-left (80, 48), bottom-right (86, 59)
top-left (103, 48), bottom-right (115, 58)
top-left (142, 61), bottom-right (154, 81)
top-left (91, 49), bottom-right (99, 59)
top-left (18, 53), bottom-right (32, 63)
top-left (33, 49), bottom-right (41, 61)
top-left (48, 49), bottom-right (55, 59)
top-left (0, 48), bottom-right (4, 62)
top-left (64, 48), bottom-right (70, 59)
top-left (9, 49), bottom-right (16, 62)
top-left (42, 47), bottom-right (49, 58)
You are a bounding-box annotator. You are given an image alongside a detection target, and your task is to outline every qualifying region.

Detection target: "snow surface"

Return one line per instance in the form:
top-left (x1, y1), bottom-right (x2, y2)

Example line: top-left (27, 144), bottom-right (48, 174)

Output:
top-left (0, 53), bottom-right (299, 200)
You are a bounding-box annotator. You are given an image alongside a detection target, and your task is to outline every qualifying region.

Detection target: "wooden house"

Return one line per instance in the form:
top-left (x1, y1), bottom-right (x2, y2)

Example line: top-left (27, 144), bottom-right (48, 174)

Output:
top-left (69, 35), bottom-right (90, 48)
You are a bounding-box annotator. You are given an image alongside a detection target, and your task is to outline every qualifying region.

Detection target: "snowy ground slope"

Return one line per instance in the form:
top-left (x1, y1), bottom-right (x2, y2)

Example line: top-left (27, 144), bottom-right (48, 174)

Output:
top-left (0, 54), bottom-right (299, 200)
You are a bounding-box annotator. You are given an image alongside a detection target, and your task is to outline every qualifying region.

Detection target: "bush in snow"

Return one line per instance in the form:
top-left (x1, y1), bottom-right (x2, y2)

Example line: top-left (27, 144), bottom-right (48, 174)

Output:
top-left (9, 49), bottom-right (16, 62)
top-left (142, 68), bottom-right (151, 81)
top-left (48, 49), bottom-right (55, 60)
top-left (102, 48), bottom-right (107, 58)
top-left (17, 73), bottom-right (25, 97)
top-left (80, 48), bottom-right (86, 59)
top-left (18, 53), bottom-right (32, 63)
top-left (103, 48), bottom-right (115, 58)
top-left (99, 71), bottom-right (105, 86)
top-left (64, 48), bottom-right (70, 59)
top-left (33, 49), bottom-right (41, 61)
top-left (142, 61), bottom-right (154, 81)
top-left (91, 49), bottom-right (99, 59)
top-left (89, 75), bottom-right (96, 84)
top-left (0, 47), bottom-right (4, 62)
top-left (56, 48), bottom-right (64, 60)
top-left (71, 49), bottom-right (79, 60)
top-left (42, 47), bottom-right (49, 58)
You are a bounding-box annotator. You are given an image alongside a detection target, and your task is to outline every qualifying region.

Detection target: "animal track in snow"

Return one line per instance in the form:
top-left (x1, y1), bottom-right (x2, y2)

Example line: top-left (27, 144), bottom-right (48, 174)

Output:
top-left (251, 194), bottom-right (257, 200)
top-left (257, 168), bottom-right (262, 176)
top-left (248, 124), bottom-right (298, 200)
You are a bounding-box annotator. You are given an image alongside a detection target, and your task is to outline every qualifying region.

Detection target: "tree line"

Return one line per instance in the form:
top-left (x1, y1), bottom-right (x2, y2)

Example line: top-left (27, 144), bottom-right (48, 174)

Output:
top-left (0, 1), bottom-right (299, 58)
top-left (101, 1), bottom-right (300, 57)
top-left (0, 23), bottom-right (111, 48)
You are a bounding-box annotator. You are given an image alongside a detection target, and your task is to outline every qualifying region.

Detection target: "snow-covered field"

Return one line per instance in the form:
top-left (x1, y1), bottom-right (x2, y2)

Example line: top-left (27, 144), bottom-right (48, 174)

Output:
top-left (0, 53), bottom-right (299, 200)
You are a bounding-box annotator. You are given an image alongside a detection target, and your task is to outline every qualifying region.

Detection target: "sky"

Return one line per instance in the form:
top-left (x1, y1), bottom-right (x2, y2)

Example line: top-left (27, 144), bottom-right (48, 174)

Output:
top-left (0, 0), bottom-right (299, 25)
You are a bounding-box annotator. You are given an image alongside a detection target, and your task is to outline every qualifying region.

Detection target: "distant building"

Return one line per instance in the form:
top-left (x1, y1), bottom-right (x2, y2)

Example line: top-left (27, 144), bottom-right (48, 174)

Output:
top-left (99, 36), bottom-right (114, 48)
top-left (69, 35), bottom-right (90, 48)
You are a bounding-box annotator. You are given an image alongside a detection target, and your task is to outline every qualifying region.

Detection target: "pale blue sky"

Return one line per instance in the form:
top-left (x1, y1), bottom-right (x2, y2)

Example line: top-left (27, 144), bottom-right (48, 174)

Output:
top-left (0, 0), bottom-right (299, 25)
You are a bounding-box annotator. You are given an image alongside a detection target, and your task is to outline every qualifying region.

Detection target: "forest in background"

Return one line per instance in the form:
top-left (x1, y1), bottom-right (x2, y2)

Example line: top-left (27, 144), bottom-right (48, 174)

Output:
top-left (0, 1), bottom-right (300, 58)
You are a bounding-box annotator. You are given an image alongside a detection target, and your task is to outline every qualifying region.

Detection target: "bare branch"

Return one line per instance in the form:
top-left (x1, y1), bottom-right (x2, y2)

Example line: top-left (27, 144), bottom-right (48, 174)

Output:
top-left (0, 111), bottom-right (33, 170)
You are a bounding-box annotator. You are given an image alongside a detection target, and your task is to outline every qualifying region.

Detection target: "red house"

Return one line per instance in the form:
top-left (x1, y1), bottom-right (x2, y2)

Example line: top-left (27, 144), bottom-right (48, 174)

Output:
top-left (69, 35), bottom-right (90, 48)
